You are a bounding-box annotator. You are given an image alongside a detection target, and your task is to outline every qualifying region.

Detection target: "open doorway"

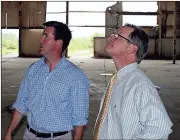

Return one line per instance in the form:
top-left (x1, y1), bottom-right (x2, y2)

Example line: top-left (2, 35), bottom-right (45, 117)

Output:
top-left (2, 29), bottom-right (19, 57)
top-left (122, 2), bottom-right (158, 26)
top-left (46, 1), bottom-right (157, 58)
top-left (46, 1), bottom-right (116, 58)
top-left (68, 27), bottom-right (104, 58)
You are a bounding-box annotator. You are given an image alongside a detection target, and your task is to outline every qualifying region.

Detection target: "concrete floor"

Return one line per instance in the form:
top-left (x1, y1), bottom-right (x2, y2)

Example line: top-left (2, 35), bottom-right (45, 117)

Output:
top-left (1, 57), bottom-right (180, 139)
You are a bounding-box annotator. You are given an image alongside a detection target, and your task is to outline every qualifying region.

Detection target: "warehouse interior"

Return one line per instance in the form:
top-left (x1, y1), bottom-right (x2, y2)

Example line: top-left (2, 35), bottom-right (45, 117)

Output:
top-left (1, 1), bottom-right (180, 139)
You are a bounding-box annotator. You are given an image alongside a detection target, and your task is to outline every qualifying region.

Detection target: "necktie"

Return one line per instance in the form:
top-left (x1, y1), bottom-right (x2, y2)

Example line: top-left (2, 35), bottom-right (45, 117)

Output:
top-left (93, 73), bottom-right (117, 140)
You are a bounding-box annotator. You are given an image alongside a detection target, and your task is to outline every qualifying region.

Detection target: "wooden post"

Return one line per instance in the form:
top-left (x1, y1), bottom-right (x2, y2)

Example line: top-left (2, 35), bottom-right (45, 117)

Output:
top-left (173, 1), bottom-right (177, 64)
top-left (158, 1), bottom-right (162, 57)
top-left (64, 1), bottom-right (69, 58)
top-left (18, 2), bottom-right (22, 57)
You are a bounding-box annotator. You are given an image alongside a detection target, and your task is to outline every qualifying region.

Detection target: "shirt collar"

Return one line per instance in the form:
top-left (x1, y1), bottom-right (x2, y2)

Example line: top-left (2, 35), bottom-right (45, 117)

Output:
top-left (117, 62), bottom-right (138, 78)
top-left (55, 55), bottom-right (66, 68)
top-left (40, 55), bottom-right (66, 68)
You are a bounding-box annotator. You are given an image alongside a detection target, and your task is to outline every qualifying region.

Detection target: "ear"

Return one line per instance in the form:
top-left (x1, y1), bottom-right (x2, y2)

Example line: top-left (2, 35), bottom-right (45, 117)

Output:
top-left (127, 44), bottom-right (137, 54)
top-left (56, 40), bottom-right (63, 48)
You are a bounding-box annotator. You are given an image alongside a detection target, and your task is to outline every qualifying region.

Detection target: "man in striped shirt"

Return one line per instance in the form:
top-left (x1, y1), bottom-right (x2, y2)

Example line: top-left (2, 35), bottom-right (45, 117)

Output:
top-left (94, 23), bottom-right (173, 139)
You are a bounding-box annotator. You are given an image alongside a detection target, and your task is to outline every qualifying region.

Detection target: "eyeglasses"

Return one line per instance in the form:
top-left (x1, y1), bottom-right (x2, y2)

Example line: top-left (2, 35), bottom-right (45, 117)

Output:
top-left (111, 33), bottom-right (139, 47)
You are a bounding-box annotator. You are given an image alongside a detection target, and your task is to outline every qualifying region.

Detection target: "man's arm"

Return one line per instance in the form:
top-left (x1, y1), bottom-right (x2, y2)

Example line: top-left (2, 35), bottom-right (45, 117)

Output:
top-left (4, 110), bottom-right (23, 140)
top-left (71, 72), bottom-right (90, 140)
top-left (4, 66), bottom-right (31, 140)
top-left (73, 126), bottom-right (84, 140)
top-left (135, 83), bottom-right (173, 139)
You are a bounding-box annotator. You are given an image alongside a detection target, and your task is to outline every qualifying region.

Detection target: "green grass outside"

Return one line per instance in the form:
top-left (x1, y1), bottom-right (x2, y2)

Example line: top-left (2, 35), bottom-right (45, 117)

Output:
top-left (68, 37), bottom-right (94, 57)
top-left (2, 33), bottom-right (19, 56)
top-left (2, 32), bottom-right (104, 57)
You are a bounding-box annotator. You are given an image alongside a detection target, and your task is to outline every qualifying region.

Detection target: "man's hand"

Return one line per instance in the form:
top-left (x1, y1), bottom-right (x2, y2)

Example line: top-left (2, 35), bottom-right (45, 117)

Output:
top-left (4, 134), bottom-right (11, 140)
top-left (73, 126), bottom-right (84, 140)
top-left (4, 110), bottom-right (23, 140)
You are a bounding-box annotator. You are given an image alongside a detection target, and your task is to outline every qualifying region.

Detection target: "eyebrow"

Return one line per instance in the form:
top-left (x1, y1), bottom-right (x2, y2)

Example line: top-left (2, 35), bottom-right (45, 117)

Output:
top-left (117, 34), bottom-right (131, 42)
top-left (42, 32), bottom-right (48, 36)
top-left (118, 33), bottom-right (139, 47)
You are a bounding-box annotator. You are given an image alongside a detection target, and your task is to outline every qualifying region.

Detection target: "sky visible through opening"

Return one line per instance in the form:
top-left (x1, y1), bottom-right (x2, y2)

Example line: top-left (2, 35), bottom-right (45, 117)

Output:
top-left (46, 1), bottom-right (158, 37)
top-left (2, 1), bottom-right (158, 38)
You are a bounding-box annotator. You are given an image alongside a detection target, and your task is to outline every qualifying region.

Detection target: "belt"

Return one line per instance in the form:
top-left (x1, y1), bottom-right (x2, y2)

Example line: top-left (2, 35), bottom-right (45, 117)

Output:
top-left (27, 124), bottom-right (69, 138)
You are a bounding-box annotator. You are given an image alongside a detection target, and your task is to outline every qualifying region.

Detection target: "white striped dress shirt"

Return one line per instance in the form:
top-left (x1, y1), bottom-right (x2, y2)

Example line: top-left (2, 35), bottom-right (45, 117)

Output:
top-left (96, 62), bottom-right (173, 140)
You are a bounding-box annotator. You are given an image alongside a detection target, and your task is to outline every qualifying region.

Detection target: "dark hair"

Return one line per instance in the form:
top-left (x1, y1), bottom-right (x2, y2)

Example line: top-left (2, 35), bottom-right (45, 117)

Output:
top-left (125, 23), bottom-right (149, 64)
top-left (43, 21), bottom-right (72, 52)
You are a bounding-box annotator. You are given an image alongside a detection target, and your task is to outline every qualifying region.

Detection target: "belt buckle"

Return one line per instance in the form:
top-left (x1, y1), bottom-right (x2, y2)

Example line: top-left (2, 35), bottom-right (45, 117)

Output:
top-left (51, 133), bottom-right (53, 138)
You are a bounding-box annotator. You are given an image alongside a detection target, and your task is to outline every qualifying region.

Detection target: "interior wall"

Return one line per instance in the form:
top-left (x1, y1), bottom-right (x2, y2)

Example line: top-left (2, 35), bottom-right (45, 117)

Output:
top-left (1, 12), bottom-right (6, 28)
top-left (105, 2), bottom-right (123, 37)
top-left (20, 2), bottom-right (46, 27)
top-left (94, 37), bottom-right (109, 58)
top-left (1, 1), bottom-right (179, 58)
top-left (94, 37), bottom-right (180, 59)
top-left (20, 29), bottom-right (43, 57)
top-left (20, 1), bottom-right (46, 57)
top-left (94, 1), bottom-right (180, 59)
top-left (161, 38), bottom-right (180, 57)
top-left (158, 1), bottom-right (180, 37)
top-left (1, 1), bottom-right (20, 27)
top-left (1, 1), bottom-right (46, 57)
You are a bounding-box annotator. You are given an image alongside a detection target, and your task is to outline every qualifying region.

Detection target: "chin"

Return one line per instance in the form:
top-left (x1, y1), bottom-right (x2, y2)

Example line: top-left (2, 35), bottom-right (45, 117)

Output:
top-left (105, 46), bottom-right (111, 53)
top-left (39, 51), bottom-right (45, 56)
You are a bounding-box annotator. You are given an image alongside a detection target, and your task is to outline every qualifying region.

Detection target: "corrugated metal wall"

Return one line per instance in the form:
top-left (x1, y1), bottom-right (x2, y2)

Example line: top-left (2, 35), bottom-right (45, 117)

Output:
top-left (94, 1), bottom-right (180, 59)
top-left (1, 1), bottom-right (46, 57)
top-left (21, 29), bottom-right (43, 56)
top-left (20, 2), bottom-right (46, 27)
top-left (20, 2), bottom-right (46, 57)
top-left (157, 1), bottom-right (180, 37)
top-left (94, 37), bottom-right (180, 59)
top-left (1, 1), bottom-right (179, 59)
top-left (1, 1), bottom-right (20, 27)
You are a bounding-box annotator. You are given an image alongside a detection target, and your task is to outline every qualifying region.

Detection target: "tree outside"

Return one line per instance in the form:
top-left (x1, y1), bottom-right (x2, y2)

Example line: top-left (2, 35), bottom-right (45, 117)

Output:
top-left (2, 32), bottom-right (19, 56)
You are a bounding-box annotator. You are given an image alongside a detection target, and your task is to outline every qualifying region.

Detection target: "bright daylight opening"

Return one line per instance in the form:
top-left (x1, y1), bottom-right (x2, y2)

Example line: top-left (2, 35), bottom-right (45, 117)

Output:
top-left (2, 29), bottom-right (19, 57)
top-left (2, 2), bottom-right (157, 58)
top-left (40, 2), bottom-right (158, 58)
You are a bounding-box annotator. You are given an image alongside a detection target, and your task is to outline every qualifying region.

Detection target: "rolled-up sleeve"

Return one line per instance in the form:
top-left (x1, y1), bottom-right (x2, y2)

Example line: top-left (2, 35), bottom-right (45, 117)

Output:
top-left (71, 72), bottom-right (90, 126)
top-left (12, 68), bottom-right (30, 115)
top-left (135, 83), bottom-right (173, 139)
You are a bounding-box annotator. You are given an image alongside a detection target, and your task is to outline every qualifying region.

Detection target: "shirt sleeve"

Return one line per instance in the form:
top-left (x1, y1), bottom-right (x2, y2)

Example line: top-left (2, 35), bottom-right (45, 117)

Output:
top-left (134, 83), bottom-right (173, 139)
top-left (70, 72), bottom-right (90, 126)
top-left (12, 67), bottom-right (31, 115)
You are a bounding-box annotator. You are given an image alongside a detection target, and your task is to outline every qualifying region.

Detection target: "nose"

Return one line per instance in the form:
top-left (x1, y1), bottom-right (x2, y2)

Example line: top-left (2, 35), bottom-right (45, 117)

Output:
top-left (40, 36), bottom-right (44, 44)
top-left (108, 35), bottom-right (114, 43)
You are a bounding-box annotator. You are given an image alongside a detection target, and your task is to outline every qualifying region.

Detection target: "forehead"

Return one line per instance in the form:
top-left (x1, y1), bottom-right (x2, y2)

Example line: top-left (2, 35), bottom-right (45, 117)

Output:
top-left (43, 26), bottom-right (55, 34)
top-left (118, 26), bottom-right (135, 37)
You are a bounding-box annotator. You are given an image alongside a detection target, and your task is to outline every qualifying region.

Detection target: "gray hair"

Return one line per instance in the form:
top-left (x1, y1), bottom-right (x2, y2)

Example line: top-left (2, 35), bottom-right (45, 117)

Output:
top-left (124, 23), bottom-right (149, 64)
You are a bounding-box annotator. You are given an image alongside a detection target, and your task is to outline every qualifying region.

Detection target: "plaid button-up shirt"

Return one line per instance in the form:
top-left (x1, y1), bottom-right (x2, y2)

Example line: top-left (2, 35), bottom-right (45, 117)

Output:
top-left (13, 56), bottom-right (90, 133)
